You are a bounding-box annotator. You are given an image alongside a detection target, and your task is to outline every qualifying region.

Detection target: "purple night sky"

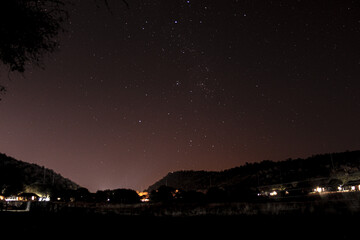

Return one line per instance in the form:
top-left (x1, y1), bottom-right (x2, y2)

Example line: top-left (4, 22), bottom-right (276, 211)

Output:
top-left (1, 0), bottom-right (359, 192)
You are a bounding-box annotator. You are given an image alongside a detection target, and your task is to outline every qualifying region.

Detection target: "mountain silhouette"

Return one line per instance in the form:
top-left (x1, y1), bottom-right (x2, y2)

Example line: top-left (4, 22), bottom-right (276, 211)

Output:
top-left (148, 150), bottom-right (360, 194)
top-left (0, 153), bottom-right (80, 196)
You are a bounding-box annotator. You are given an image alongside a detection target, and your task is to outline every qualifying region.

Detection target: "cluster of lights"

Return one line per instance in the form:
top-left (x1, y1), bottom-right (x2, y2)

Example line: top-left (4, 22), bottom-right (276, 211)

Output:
top-left (258, 183), bottom-right (360, 197)
top-left (313, 187), bottom-right (325, 193)
top-left (137, 191), bottom-right (150, 202)
top-left (4, 196), bottom-right (20, 202)
top-left (258, 190), bottom-right (289, 197)
top-left (1, 195), bottom-right (50, 202)
top-left (269, 191), bottom-right (278, 196)
top-left (313, 184), bottom-right (360, 194)
top-left (38, 197), bottom-right (50, 202)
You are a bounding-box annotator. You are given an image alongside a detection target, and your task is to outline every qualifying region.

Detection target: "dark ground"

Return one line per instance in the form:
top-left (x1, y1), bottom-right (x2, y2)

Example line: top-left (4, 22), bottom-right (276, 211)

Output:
top-left (0, 211), bottom-right (357, 239)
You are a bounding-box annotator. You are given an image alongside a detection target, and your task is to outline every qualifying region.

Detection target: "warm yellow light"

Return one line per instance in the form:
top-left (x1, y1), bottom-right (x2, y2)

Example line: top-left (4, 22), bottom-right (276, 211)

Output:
top-left (137, 191), bottom-right (150, 202)
top-left (270, 191), bottom-right (277, 196)
top-left (314, 187), bottom-right (325, 193)
top-left (137, 191), bottom-right (149, 197)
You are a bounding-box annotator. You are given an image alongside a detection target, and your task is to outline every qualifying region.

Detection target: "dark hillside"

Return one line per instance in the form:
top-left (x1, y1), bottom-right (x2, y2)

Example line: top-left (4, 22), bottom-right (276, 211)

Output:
top-left (0, 153), bottom-right (80, 196)
top-left (148, 150), bottom-right (360, 193)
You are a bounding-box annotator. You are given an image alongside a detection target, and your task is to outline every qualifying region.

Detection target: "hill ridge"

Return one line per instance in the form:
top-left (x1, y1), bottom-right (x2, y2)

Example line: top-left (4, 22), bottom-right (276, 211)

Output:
top-left (0, 152), bottom-right (80, 196)
top-left (147, 150), bottom-right (360, 192)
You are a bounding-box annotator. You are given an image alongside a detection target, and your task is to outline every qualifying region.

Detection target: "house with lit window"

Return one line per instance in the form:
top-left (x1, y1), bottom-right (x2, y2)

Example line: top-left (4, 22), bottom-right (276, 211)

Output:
top-left (17, 193), bottom-right (39, 201)
top-left (342, 180), bottom-right (360, 191)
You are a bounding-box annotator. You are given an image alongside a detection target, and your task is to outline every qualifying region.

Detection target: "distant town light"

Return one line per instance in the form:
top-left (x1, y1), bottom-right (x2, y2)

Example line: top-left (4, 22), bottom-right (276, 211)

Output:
top-left (137, 191), bottom-right (150, 202)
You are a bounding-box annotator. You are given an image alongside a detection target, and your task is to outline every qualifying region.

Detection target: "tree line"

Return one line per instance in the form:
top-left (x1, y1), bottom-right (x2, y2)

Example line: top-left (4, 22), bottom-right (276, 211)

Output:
top-left (149, 185), bottom-right (258, 204)
top-left (50, 187), bottom-right (141, 204)
top-left (148, 151), bottom-right (360, 193)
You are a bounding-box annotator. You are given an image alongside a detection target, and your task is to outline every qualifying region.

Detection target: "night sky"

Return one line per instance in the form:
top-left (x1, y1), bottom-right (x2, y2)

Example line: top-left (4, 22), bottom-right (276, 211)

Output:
top-left (1, 0), bottom-right (360, 192)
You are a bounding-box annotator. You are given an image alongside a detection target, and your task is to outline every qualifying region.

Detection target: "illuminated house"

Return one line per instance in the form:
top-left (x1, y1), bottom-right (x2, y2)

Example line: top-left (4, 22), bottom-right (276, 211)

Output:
top-left (17, 193), bottom-right (39, 201)
top-left (342, 180), bottom-right (360, 191)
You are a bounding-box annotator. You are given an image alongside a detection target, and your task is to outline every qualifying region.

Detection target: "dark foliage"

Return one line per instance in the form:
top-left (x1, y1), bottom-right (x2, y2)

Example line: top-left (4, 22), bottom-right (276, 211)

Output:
top-left (0, 0), bottom-right (68, 100)
top-left (110, 188), bottom-right (140, 203)
top-left (150, 185), bottom-right (176, 203)
top-left (0, 0), bottom-right (129, 74)
top-left (95, 188), bottom-right (140, 204)
top-left (0, 0), bottom-right (68, 73)
top-left (206, 187), bottom-right (227, 203)
top-left (72, 187), bottom-right (92, 202)
top-left (0, 163), bottom-right (24, 195)
top-left (179, 190), bottom-right (206, 203)
top-left (0, 85), bottom-right (5, 101)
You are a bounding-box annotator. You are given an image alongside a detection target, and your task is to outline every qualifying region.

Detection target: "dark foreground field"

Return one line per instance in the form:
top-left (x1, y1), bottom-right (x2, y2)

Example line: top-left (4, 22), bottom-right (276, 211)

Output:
top-left (0, 210), bottom-right (357, 239)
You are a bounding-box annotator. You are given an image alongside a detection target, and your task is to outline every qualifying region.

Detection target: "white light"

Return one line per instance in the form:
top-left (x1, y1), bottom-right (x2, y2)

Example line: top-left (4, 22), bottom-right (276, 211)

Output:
top-left (270, 191), bottom-right (277, 196)
top-left (5, 196), bottom-right (18, 201)
top-left (38, 197), bottom-right (50, 202)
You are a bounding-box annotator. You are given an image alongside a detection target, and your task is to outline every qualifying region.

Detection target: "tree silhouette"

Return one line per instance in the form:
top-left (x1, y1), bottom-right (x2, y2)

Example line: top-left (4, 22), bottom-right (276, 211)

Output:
top-left (0, 85), bottom-right (5, 101)
top-left (0, 0), bottom-right (68, 98)
top-left (0, 164), bottom-right (24, 196)
top-left (111, 188), bottom-right (140, 204)
top-left (0, 0), bottom-right (129, 98)
top-left (150, 186), bottom-right (176, 203)
top-left (206, 187), bottom-right (227, 203)
top-left (0, 0), bottom-right (68, 73)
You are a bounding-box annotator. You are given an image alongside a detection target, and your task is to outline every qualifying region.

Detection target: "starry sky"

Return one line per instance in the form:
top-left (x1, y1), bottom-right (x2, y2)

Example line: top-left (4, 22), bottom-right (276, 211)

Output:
top-left (0, 0), bottom-right (360, 192)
